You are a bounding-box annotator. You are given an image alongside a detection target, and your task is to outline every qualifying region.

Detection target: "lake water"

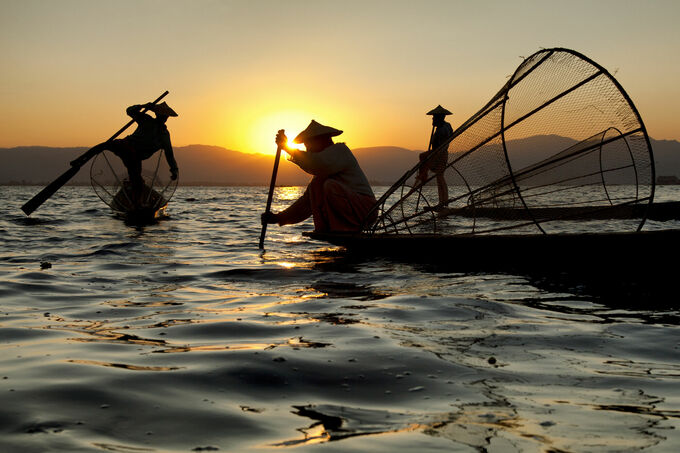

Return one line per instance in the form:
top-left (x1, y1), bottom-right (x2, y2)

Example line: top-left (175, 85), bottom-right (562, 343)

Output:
top-left (1, 185), bottom-right (679, 452)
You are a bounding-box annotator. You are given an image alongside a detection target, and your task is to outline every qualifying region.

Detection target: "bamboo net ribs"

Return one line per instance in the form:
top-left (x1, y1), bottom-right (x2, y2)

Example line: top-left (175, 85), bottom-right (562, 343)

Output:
top-left (90, 149), bottom-right (177, 216)
top-left (365, 48), bottom-right (654, 236)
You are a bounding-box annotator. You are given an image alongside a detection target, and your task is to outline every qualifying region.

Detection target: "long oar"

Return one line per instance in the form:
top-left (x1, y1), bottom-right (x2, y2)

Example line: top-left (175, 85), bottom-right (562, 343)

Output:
top-left (21, 90), bottom-right (169, 216)
top-left (259, 131), bottom-right (284, 249)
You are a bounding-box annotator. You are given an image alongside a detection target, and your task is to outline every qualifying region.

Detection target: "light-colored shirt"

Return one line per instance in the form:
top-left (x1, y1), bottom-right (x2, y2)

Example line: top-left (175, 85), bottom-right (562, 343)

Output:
top-left (289, 143), bottom-right (374, 197)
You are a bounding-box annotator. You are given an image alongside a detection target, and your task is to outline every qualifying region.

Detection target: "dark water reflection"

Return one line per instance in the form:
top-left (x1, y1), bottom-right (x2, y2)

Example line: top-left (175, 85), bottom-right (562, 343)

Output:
top-left (1, 186), bottom-right (679, 452)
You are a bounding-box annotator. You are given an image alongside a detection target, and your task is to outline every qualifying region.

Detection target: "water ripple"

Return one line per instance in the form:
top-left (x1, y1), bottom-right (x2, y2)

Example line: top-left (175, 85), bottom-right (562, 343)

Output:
top-left (1, 185), bottom-right (678, 452)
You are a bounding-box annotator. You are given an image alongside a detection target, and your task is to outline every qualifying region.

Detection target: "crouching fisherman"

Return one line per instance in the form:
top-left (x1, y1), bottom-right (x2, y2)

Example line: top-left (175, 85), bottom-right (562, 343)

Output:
top-left (71, 101), bottom-right (179, 189)
top-left (261, 120), bottom-right (377, 232)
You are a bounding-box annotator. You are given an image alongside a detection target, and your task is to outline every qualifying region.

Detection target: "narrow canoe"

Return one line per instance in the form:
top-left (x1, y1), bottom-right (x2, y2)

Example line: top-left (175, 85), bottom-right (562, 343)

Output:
top-left (109, 185), bottom-right (169, 225)
top-left (303, 228), bottom-right (680, 272)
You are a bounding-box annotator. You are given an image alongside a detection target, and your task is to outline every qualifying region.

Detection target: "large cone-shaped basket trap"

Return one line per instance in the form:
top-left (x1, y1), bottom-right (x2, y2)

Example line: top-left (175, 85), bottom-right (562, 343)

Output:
top-left (90, 149), bottom-right (178, 220)
top-left (365, 48), bottom-right (655, 236)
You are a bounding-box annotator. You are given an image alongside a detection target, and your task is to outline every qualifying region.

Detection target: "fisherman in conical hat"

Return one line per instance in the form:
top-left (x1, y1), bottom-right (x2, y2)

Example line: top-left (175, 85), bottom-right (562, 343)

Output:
top-left (71, 101), bottom-right (179, 188)
top-left (416, 105), bottom-right (453, 207)
top-left (261, 120), bottom-right (377, 232)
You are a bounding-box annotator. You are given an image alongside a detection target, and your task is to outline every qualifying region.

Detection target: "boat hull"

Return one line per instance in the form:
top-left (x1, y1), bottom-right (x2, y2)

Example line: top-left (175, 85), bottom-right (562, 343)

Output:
top-left (112, 204), bottom-right (168, 225)
top-left (443, 201), bottom-right (680, 221)
top-left (304, 229), bottom-right (680, 272)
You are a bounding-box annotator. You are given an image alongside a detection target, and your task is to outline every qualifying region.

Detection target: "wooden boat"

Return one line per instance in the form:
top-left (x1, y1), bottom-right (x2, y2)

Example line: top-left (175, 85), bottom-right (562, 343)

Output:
top-left (304, 228), bottom-right (680, 272)
top-left (317, 47), bottom-right (676, 271)
top-left (441, 200), bottom-right (680, 222)
top-left (109, 182), bottom-right (169, 224)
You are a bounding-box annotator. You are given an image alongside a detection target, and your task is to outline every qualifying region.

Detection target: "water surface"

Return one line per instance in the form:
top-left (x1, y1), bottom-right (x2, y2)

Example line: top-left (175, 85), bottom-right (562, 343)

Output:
top-left (1, 185), bottom-right (679, 452)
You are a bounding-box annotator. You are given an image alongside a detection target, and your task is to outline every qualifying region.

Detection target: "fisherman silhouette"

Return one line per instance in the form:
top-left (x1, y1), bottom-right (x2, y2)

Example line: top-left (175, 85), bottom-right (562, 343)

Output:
top-left (261, 120), bottom-right (377, 232)
top-left (71, 101), bottom-right (179, 190)
top-left (416, 105), bottom-right (453, 208)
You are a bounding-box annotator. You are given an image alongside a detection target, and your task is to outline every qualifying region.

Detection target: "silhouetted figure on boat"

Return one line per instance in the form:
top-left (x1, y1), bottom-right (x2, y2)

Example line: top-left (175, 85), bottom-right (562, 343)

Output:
top-left (415, 105), bottom-right (453, 208)
top-left (71, 101), bottom-right (179, 189)
top-left (261, 120), bottom-right (377, 232)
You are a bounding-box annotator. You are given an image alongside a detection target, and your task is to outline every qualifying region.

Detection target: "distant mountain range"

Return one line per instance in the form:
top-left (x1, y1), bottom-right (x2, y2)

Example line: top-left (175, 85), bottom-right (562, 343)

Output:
top-left (0, 144), bottom-right (420, 186)
top-left (1, 136), bottom-right (679, 186)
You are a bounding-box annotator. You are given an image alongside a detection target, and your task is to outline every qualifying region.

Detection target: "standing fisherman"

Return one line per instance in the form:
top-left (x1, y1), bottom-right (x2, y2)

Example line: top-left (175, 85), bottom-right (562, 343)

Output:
top-left (415, 105), bottom-right (453, 208)
top-left (71, 102), bottom-right (179, 189)
top-left (261, 120), bottom-right (377, 232)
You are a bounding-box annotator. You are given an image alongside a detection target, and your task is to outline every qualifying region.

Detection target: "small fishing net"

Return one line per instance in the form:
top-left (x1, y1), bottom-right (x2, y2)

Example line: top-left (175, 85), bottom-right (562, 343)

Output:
top-left (90, 149), bottom-right (178, 217)
top-left (365, 48), bottom-right (654, 236)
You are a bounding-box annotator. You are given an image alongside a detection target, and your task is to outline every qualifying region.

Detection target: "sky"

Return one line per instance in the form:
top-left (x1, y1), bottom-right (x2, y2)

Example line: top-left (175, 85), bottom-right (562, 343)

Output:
top-left (1, 0), bottom-right (679, 156)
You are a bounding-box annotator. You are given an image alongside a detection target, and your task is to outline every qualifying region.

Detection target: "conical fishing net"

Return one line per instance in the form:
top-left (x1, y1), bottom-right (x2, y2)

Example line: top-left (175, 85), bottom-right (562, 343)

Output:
top-left (365, 48), bottom-right (654, 236)
top-left (90, 149), bottom-right (178, 216)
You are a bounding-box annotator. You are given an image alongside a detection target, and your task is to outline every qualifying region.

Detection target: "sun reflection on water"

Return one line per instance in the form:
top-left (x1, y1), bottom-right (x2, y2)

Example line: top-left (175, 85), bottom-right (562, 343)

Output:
top-left (275, 186), bottom-right (305, 202)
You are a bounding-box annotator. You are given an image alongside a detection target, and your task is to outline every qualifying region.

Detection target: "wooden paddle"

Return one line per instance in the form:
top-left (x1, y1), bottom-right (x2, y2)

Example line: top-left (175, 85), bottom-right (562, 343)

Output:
top-left (21, 90), bottom-right (169, 216)
top-left (259, 130), bottom-right (284, 249)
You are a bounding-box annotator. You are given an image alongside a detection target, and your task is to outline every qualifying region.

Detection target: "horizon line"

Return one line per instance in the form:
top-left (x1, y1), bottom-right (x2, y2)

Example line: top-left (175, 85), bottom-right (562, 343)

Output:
top-left (1, 135), bottom-right (678, 156)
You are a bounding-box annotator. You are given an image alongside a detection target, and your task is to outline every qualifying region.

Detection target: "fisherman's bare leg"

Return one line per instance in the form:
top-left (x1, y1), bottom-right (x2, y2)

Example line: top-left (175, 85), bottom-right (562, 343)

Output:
top-left (415, 152), bottom-right (430, 185)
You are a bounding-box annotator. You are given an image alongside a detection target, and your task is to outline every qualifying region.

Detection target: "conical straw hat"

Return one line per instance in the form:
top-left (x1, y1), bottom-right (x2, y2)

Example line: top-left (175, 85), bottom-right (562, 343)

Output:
top-left (426, 105), bottom-right (452, 116)
top-left (293, 120), bottom-right (343, 144)
top-left (150, 102), bottom-right (178, 117)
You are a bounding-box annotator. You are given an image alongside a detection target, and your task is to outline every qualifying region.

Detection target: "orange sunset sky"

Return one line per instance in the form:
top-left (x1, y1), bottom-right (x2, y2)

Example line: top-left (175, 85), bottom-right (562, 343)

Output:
top-left (1, 0), bottom-right (679, 156)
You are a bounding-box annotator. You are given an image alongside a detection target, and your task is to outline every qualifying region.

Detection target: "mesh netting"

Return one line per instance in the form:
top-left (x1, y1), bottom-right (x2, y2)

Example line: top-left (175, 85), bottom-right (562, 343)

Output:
top-left (90, 149), bottom-right (177, 216)
top-left (365, 48), bottom-right (654, 236)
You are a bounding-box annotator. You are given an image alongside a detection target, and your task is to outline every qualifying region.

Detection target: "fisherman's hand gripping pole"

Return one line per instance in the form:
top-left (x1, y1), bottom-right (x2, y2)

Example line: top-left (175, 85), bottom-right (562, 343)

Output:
top-left (259, 129), bottom-right (285, 249)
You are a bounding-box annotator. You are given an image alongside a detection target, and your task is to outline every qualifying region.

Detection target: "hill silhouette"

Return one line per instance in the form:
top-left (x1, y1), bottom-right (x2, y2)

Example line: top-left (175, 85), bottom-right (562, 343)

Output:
top-left (172, 145), bottom-right (419, 186)
top-left (1, 136), bottom-right (678, 185)
top-left (0, 144), bottom-right (421, 186)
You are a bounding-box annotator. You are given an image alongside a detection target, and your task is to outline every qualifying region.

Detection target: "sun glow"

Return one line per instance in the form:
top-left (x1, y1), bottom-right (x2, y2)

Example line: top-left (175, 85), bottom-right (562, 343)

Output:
top-left (245, 110), bottom-right (310, 156)
top-left (286, 137), bottom-right (303, 151)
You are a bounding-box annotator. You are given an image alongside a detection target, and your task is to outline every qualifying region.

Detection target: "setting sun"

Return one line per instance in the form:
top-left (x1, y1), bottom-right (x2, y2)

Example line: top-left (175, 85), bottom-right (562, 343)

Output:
top-left (244, 110), bottom-right (310, 156)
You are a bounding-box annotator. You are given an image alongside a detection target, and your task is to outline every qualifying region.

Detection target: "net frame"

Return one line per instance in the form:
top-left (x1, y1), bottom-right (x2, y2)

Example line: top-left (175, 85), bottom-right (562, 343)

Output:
top-left (364, 48), bottom-right (655, 236)
top-left (90, 148), bottom-right (178, 216)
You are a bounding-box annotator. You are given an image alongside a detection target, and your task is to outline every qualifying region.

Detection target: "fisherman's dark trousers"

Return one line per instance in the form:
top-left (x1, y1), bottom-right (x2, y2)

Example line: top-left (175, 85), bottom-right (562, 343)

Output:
top-left (88, 139), bottom-right (145, 188)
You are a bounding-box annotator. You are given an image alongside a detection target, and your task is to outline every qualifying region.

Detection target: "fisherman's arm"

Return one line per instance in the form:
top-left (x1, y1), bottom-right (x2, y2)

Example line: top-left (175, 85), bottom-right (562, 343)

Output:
top-left (275, 129), bottom-right (346, 177)
top-left (288, 148), bottom-right (347, 177)
top-left (126, 104), bottom-right (150, 122)
top-left (261, 189), bottom-right (312, 226)
top-left (162, 133), bottom-right (179, 180)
